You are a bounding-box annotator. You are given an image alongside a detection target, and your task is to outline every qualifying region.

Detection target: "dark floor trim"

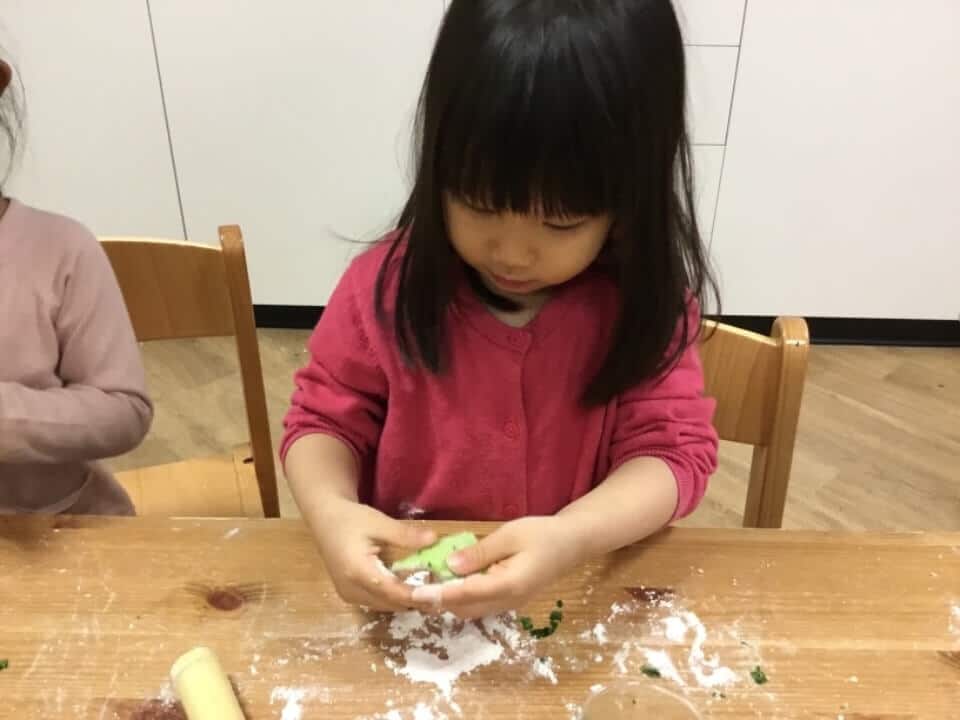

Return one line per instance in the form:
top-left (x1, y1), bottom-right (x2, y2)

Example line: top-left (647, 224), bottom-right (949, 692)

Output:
top-left (255, 305), bottom-right (960, 347)
top-left (254, 305), bottom-right (324, 330)
top-left (713, 316), bottom-right (960, 347)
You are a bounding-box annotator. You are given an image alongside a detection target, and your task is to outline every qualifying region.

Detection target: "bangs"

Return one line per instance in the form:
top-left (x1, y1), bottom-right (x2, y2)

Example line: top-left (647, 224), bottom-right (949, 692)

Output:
top-left (435, 14), bottom-right (624, 219)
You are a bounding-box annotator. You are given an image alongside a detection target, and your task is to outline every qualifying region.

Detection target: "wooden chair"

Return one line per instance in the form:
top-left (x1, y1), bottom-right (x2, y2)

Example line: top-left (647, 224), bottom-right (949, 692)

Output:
top-left (100, 226), bottom-right (280, 518)
top-left (699, 318), bottom-right (810, 528)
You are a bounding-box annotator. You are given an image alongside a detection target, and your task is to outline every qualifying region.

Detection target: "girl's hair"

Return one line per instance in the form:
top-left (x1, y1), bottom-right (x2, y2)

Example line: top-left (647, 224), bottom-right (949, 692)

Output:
top-left (0, 55), bottom-right (23, 190)
top-left (376, 0), bottom-right (719, 405)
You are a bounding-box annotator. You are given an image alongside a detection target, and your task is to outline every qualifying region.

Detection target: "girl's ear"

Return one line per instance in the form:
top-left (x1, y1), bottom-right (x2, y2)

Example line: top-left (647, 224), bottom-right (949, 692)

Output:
top-left (0, 60), bottom-right (11, 96)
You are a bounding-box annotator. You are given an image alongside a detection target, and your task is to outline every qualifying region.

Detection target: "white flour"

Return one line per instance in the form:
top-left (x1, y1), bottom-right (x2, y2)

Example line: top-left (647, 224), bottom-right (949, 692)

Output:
top-left (681, 610), bottom-right (739, 688)
top-left (950, 604), bottom-right (960, 635)
top-left (643, 648), bottom-right (685, 686)
top-left (593, 592), bottom-right (745, 693)
top-left (533, 656), bottom-right (559, 684)
top-left (592, 623), bottom-right (608, 644)
top-left (270, 687), bottom-right (306, 720)
top-left (385, 611), bottom-right (508, 700)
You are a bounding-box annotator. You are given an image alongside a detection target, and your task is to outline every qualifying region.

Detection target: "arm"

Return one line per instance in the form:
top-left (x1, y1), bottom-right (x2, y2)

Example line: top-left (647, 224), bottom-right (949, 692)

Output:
top-left (561, 300), bottom-right (719, 552)
top-left (0, 237), bottom-right (152, 463)
top-left (558, 456), bottom-right (678, 557)
top-left (281, 266), bottom-right (436, 610)
top-left (280, 264), bottom-right (388, 515)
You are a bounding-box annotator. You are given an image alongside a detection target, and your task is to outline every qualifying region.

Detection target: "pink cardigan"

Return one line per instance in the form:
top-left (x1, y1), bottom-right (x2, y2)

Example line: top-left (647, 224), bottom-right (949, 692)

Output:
top-left (283, 240), bottom-right (717, 522)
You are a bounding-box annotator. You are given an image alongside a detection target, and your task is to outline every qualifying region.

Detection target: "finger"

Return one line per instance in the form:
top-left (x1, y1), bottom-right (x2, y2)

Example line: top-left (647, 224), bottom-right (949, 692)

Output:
top-left (343, 587), bottom-right (403, 614)
top-left (446, 601), bottom-right (508, 620)
top-left (414, 566), bottom-right (514, 608)
top-left (369, 512), bottom-right (437, 550)
top-left (354, 555), bottom-right (418, 610)
top-left (446, 527), bottom-right (518, 576)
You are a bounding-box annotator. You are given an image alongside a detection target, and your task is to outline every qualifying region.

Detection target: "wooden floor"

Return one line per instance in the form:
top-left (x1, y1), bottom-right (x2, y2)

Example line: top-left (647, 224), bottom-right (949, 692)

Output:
top-left (105, 330), bottom-right (960, 531)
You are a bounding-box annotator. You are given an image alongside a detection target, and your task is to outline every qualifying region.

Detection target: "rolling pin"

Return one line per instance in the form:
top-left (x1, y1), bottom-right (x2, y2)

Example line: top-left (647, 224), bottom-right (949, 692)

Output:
top-left (170, 646), bottom-right (245, 720)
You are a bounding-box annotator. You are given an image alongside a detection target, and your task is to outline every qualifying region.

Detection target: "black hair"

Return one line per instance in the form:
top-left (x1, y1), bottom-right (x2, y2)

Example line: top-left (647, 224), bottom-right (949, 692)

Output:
top-left (376, 0), bottom-right (719, 405)
top-left (0, 54), bottom-right (23, 190)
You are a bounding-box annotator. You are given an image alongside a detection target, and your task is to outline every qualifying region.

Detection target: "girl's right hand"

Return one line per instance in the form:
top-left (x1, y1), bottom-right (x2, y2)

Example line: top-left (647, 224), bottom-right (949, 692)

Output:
top-left (313, 499), bottom-right (436, 612)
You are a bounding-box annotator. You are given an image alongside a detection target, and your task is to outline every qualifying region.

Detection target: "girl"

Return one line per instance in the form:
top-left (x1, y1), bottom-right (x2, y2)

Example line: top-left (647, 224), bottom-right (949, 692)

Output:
top-left (0, 56), bottom-right (153, 515)
top-left (283, 0), bottom-right (719, 618)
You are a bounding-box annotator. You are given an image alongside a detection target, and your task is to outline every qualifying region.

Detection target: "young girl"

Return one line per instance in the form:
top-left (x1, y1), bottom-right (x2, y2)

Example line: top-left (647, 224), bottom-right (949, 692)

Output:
top-left (0, 57), bottom-right (153, 515)
top-left (283, 0), bottom-right (718, 618)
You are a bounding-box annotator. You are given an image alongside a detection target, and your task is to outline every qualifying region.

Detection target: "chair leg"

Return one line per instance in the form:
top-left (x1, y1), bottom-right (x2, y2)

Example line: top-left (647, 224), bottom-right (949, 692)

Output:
top-left (744, 437), bottom-right (796, 529)
top-left (743, 446), bottom-right (768, 528)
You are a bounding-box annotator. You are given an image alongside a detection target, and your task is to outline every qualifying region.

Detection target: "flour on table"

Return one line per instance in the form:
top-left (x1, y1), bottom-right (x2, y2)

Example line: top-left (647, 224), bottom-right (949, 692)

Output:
top-left (663, 615), bottom-right (688, 642)
top-left (950, 604), bottom-right (960, 635)
top-left (592, 623), bottom-right (608, 644)
top-left (156, 681), bottom-right (176, 704)
top-left (643, 648), bottom-right (685, 686)
top-left (533, 656), bottom-right (558, 684)
top-left (384, 611), bottom-right (507, 701)
top-left (270, 687), bottom-right (306, 720)
top-left (588, 593), bottom-right (748, 693)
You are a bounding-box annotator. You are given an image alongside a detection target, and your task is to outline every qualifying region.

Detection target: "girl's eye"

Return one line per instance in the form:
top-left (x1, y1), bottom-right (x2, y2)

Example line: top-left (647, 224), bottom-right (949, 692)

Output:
top-left (463, 200), bottom-right (497, 215)
top-left (544, 219), bottom-right (587, 232)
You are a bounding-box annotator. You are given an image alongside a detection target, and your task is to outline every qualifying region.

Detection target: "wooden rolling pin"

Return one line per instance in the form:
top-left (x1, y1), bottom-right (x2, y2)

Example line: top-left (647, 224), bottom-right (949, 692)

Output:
top-left (170, 646), bottom-right (245, 720)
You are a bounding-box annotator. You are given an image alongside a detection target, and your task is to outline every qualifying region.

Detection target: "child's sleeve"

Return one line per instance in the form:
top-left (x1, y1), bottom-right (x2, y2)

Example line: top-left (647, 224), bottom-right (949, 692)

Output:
top-left (608, 301), bottom-right (719, 519)
top-left (0, 236), bottom-right (153, 463)
top-left (280, 265), bottom-right (387, 475)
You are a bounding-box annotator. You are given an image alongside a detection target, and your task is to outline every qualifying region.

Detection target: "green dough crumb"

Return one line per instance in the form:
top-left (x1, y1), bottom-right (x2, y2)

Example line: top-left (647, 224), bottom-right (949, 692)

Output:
top-left (750, 666), bottom-right (768, 685)
top-left (390, 531), bottom-right (478, 582)
top-left (519, 602), bottom-right (565, 639)
top-left (0, 659), bottom-right (8, 671)
top-left (641, 664), bottom-right (661, 678)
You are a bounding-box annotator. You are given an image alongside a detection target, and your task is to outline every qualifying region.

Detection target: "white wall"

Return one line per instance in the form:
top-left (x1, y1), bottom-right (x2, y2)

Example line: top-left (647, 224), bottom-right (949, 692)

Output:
top-left (3, 0), bottom-right (956, 320)
top-left (713, 0), bottom-right (960, 319)
top-left (0, 0), bottom-right (182, 238)
top-left (148, 0), bottom-right (446, 306)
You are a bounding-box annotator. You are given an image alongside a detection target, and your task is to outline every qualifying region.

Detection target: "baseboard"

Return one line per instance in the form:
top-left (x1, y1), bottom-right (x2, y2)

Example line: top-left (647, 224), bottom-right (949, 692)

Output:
top-left (717, 316), bottom-right (960, 346)
top-left (254, 305), bottom-right (324, 330)
top-left (254, 305), bottom-right (960, 347)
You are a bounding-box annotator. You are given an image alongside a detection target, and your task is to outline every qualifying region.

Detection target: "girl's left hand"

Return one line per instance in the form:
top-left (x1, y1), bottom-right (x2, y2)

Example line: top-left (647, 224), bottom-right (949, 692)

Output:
top-left (410, 516), bottom-right (587, 619)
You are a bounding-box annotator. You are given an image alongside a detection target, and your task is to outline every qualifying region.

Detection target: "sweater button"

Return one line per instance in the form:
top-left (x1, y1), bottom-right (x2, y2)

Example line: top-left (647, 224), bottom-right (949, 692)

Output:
top-left (504, 420), bottom-right (520, 438)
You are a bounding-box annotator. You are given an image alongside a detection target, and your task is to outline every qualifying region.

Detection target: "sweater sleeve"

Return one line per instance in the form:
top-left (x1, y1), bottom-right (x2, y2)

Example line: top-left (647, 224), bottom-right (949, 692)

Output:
top-left (608, 301), bottom-right (719, 519)
top-left (0, 235), bottom-right (153, 463)
top-left (280, 264), bottom-right (387, 472)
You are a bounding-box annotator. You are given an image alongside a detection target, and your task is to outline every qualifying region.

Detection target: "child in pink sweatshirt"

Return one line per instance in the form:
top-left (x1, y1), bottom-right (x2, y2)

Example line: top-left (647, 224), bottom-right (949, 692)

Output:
top-left (0, 58), bottom-right (152, 515)
top-left (283, 0), bottom-right (719, 619)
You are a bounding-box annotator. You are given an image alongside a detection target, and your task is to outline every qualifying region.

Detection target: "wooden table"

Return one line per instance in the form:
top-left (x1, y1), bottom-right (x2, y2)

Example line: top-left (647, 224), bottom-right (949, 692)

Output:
top-left (1, 516), bottom-right (958, 719)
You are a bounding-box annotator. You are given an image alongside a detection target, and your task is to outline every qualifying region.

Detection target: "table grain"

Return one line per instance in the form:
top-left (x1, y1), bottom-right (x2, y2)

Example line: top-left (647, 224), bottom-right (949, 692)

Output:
top-left (1, 516), bottom-right (958, 719)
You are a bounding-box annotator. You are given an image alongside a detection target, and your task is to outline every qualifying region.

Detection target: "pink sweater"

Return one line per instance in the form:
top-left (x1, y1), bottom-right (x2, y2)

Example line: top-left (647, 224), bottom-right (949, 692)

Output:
top-left (282, 241), bottom-right (718, 522)
top-left (0, 199), bottom-right (152, 514)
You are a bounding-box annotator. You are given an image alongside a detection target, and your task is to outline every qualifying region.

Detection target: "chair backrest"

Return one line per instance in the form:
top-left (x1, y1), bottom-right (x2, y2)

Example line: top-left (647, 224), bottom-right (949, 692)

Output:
top-left (100, 226), bottom-right (279, 517)
top-left (699, 318), bottom-right (810, 528)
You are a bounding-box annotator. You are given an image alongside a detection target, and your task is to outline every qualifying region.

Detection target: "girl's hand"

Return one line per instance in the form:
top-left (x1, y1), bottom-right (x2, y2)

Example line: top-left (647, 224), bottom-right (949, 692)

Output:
top-left (314, 499), bottom-right (437, 612)
top-left (411, 516), bottom-right (586, 619)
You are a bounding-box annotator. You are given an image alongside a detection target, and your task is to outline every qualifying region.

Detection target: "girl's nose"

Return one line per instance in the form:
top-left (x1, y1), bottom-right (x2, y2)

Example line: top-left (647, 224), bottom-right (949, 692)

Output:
top-left (490, 234), bottom-right (536, 271)
top-left (491, 246), bottom-right (534, 273)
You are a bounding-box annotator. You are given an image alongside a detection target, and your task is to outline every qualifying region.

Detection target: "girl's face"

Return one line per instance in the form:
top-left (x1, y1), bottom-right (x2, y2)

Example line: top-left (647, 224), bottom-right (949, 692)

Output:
top-left (444, 194), bottom-right (613, 303)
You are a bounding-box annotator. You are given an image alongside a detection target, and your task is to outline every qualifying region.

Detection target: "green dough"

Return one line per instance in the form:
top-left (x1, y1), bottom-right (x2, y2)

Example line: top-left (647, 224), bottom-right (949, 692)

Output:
top-left (391, 531), bottom-right (478, 582)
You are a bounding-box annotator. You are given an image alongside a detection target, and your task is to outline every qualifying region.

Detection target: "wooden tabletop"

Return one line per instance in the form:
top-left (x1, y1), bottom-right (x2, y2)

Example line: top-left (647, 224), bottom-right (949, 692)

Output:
top-left (1, 516), bottom-right (958, 719)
